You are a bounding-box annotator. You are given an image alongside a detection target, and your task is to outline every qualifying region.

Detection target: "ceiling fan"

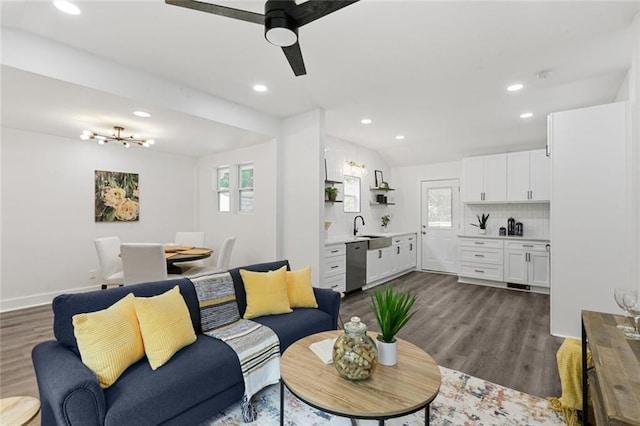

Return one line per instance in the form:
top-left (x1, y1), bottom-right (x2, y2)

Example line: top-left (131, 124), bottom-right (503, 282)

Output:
top-left (165, 0), bottom-right (360, 76)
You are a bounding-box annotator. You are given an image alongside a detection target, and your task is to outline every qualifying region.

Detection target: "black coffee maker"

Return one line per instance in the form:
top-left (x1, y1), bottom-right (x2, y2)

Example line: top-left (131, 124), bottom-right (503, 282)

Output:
top-left (515, 222), bottom-right (523, 237)
top-left (507, 218), bottom-right (515, 236)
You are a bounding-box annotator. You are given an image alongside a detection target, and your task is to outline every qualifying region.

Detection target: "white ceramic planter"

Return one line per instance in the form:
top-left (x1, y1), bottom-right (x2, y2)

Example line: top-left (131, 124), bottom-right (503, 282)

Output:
top-left (479, 228), bottom-right (487, 235)
top-left (376, 339), bottom-right (398, 366)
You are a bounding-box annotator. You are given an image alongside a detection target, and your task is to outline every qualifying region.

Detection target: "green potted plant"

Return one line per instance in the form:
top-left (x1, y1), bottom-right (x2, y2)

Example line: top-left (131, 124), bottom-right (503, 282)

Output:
top-left (325, 186), bottom-right (338, 202)
top-left (470, 213), bottom-right (489, 234)
top-left (370, 286), bottom-right (417, 366)
top-left (381, 214), bottom-right (391, 229)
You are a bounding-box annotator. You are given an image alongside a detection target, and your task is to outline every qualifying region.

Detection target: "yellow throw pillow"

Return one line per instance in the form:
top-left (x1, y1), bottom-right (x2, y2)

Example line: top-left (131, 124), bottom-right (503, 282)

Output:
top-left (134, 286), bottom-right (197, 370)
top-left (72, 293), bottom-right (145, 388)
top-left (286, 266), bottom-right (318, 308)
top-left (241, 266), bottom-right (292, 319)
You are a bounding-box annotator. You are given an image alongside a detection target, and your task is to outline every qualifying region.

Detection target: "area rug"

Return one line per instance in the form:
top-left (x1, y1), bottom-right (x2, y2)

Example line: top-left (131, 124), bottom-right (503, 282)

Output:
top-left (204, 366), bottom-right (565, 425)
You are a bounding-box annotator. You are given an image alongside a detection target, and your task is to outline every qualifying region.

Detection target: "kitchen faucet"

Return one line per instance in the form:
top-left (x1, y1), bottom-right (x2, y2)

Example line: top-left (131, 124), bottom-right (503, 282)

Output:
top-left (353, 215), bottom-right (365, 236)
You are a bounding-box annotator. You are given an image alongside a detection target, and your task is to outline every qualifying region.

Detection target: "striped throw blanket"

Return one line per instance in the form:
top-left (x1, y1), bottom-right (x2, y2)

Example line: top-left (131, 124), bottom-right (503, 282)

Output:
top-left (189, 272), bottom-right (280, 422)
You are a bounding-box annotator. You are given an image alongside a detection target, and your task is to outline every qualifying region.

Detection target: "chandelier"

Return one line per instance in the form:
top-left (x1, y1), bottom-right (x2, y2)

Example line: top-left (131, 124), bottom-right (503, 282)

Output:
top-left (80, 126), bottom-right (155, 148)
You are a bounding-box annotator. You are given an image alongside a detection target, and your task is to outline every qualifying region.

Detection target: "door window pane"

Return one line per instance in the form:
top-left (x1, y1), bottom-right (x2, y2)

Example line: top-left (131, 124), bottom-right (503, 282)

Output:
top-left (343, 175), bottom-right (360, 213)
top-left (427, 187), bottom-right (452, 228)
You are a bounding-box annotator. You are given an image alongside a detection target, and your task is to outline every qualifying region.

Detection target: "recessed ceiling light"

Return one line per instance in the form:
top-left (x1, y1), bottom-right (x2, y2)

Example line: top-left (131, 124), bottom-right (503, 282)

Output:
top-left (133, 111), bottom-right (151, 118)
top-left (395, 135), bottom-right (405, 140)
top-left (361, 118), bottom-right (372, 124)
top-left (253, 84), bottom-right (268, 92)
top-left (520, 112), bottom-right (533, 118)
top-left (53, 1), bottom-right (81, 15)
top-left (507, 83), bottom-right (523, 92)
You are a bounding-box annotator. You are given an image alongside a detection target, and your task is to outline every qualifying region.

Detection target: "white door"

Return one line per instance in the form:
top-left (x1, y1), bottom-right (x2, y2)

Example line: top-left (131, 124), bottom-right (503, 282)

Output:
top-left (421, 179), bottom-right (460, 273)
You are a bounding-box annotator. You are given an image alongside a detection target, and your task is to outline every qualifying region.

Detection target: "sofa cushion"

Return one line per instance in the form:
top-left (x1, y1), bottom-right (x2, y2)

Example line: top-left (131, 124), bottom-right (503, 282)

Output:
top-left (134, 286), bottom-right (197, 370)
top-left (72, 293), bottom-right (145, 388)
top-left (190, 272), bottom-right (241, 332)
top-left (253, 308), bottom-right (334, 352)
top-left (286, 266), bottom-right (318, 308)
top-left (228, 260), bottom-right (290, 317)
top-left (241, 266), bottom-right (292, 319)
top-left (54, 279), bottom-right (200, 356)
top-left (103, 335), bottom-right (244, 426)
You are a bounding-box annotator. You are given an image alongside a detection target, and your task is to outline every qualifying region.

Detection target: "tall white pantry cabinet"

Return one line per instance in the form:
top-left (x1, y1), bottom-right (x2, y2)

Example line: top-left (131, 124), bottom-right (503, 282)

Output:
top-left (549, 101), bottom-right (629, 338)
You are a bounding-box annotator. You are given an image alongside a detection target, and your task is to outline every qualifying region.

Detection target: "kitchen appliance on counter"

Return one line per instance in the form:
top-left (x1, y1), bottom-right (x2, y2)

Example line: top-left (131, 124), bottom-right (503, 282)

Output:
top-left (346, 240), bottom-right (367, 293)
top-left (507, 218), bottom-right (515, 236)
top-left (499, 227), bottom-right (507, 236)
top-left (515, 222), bottom-right (523, 236)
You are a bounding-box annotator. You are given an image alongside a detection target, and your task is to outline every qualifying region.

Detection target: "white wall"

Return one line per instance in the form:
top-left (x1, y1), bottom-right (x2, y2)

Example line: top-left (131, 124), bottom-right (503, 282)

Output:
top-left (196, 140), bottom-right (278, 268)
top-left (324, 135), bottom-right (391, 238)
top-left (279, 110), bottom-right (324, 283)
top-left (0, 127), bottom-right (197, 311)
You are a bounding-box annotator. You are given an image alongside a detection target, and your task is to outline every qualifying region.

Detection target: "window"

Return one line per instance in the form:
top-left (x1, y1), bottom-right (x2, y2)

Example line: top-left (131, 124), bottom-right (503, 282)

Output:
top-left (343, 175), bottom-right (361, 213)
top-left (238, 163), bottom-right (254, 212)
top-left (217, 166), bottom-right (230, 212)
top-left (427, 187), bottom-right (452, 228)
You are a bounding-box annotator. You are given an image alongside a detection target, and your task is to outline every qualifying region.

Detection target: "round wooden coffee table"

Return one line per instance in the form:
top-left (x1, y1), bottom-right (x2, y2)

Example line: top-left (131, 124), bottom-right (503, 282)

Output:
top-left (280, 330), bottom-right (441, 425)
top-left (0, 396), bottom-right (40, 426)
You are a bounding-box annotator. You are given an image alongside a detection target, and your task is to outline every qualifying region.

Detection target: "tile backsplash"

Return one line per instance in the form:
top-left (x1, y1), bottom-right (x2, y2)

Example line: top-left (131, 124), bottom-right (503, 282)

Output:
top-left (463, 203), bottom-right (550, 238)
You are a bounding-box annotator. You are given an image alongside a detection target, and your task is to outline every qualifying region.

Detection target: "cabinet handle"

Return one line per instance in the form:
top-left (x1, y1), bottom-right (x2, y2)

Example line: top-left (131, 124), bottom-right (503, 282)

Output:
top-left (397, 246), bottom-right (400, 254)
top-left (331, 285), bottom-right (338, 289)
top-left (474, 254), bottom-right (485, 257)
top-left (331, 265), bottom-right (339, 269)
top-left (378, 250), bottom-right (382, 259)
top-left (409, 243), bottom-right (413, 251)
top-left (474, 242), bottom-right (485, 245)
top-left (330, 249), bottom-right (339, 253)
top-left (474, 269), bottom-right (485, 273)
top-left (523, 244), bottom-right (534, 248)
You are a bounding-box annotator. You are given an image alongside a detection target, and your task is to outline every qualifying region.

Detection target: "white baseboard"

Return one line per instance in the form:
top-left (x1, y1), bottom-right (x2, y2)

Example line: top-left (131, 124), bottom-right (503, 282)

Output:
top-left (0, 284), bottom-right (100, 313)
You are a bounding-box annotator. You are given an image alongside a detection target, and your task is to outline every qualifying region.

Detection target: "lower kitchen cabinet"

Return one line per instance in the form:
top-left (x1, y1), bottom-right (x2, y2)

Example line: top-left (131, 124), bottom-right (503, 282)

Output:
top-left (367, 247), bottom-right (391, 284)
top-left (323, 243), bottom-right (346, 293)
top-left (504, 241), bottom-right (550, 287)
top-left (367, 233), bottom-right (417, 286)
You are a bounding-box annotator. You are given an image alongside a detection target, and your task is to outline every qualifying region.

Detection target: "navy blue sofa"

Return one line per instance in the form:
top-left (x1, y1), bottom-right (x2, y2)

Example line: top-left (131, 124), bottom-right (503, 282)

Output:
top-left (32, 260), bottom-right (340, 426)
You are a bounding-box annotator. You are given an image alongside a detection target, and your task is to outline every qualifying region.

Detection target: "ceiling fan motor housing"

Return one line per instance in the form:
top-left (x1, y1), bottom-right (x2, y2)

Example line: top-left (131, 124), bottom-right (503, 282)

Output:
top-left (264, 0), bottom-right (298, 46)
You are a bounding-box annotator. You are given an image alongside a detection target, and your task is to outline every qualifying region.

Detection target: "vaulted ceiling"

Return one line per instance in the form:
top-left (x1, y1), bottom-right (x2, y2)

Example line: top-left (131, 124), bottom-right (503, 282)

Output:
top-left (2, 1), bottom-right (638, 166)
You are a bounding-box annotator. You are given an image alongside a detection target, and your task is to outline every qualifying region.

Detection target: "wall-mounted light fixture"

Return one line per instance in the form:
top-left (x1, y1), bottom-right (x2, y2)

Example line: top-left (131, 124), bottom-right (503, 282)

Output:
top-left (345, 160), bottom-right (368, 176)
top-left (80, 126), bottom-right (155, 148)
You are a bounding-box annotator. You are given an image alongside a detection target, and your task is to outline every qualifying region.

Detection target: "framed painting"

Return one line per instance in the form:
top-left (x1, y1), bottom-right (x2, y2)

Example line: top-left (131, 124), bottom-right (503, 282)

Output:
top-left (375, 170), bottom-right (384, 188)
top-left (95, 170), bottom-right (139, 222)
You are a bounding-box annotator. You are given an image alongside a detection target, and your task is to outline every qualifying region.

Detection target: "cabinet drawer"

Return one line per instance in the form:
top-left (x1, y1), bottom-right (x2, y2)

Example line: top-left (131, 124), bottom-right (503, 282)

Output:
top-left (459, 238), bottom-right (503, 249)
top-left (504, 241), bottom-right (548, 252)
top-left (459, 247), bottom-right (503, 265)
top-left (323, 274), bottom-right (346, 292)
top-left (324, 244), bottom-right (346, 257)
top-left (324, 257), bottom-right (346, 277)
top-left (460, 263), bottom-right (504, 281)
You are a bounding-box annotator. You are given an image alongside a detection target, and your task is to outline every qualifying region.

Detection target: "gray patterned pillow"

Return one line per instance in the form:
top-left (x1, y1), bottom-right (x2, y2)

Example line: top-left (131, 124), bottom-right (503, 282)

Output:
top-left (190, 272), bottom-right (241, 332)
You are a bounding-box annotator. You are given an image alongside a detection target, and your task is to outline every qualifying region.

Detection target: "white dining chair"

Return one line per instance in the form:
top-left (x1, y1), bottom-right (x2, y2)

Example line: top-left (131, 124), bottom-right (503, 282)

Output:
top-left (94, 236), bottom-right (125, 289)
top-left (184, 236), bottom-right (236, 276)
top-left (173, 231), bottom-right (209, 269)
top-left (121, 243), bottom-right (168, 284)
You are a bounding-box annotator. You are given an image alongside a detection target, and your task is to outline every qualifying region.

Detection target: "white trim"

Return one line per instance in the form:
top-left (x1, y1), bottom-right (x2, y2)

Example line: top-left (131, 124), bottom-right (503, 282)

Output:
top-left (0, 284), bottom-right (100, 313)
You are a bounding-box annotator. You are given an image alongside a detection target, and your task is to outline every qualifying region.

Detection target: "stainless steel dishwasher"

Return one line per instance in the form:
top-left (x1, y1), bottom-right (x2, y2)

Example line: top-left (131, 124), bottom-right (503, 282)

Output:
top-left (346, 240), bottom-right (367, 293)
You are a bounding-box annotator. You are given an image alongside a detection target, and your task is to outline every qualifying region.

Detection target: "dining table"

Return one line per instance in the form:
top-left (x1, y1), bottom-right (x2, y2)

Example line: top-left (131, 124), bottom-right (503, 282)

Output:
top-left (164, 246), bottom-right (213, 274)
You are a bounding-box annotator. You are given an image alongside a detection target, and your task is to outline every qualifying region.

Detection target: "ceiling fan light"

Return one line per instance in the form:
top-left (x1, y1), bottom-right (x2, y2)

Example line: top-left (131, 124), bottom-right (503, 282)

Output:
top-left (265, 27), bottom-right (297, 47)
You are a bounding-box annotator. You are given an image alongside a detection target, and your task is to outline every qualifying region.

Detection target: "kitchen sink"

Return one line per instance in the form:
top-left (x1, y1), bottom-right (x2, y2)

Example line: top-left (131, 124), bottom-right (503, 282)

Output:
top-left (359, 235), bottom-right (392, 249)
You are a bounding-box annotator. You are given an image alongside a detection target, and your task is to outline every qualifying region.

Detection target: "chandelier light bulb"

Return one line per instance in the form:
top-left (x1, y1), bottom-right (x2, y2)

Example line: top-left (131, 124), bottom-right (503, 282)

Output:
top-left (98, 140), bottom-right (105, 145)
top-left (123, 142), bottom-right (130, 148)
top-left (146, 139), bottom-right (155, 145)
top-left (80, 133), bottom-right (89, 140)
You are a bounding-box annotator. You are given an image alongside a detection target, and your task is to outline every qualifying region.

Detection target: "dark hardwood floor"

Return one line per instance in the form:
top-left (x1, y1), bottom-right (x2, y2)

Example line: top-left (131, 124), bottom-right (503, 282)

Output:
top-left (340, 271), bottom-right (564, 398)
top-left (0, 270), bottom-right (562, 425)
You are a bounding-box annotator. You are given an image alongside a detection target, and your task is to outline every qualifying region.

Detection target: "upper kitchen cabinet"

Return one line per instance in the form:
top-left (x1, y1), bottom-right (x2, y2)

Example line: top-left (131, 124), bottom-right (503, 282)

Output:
top-left (507, 149), bottom-right (550, 202)
top-left (461, 154), bottom-right (507, 202)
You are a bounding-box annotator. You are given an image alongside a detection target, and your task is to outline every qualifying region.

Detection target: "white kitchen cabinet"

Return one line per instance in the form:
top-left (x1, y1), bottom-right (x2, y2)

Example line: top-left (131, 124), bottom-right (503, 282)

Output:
top-left (405, 234), bottom-right (417, 270)
top-left (461, 154), bottom-right (507, 202)
top-left (322, 243), bottom-right (346, 292)
top-left (507, 149), bottom-right (550, 201)
top-left (458, 237), bottom-right (504, 281)
top-left (503, 241), bottom-right (549, 287)
top-left (366, 247), bottom-right (392, 284)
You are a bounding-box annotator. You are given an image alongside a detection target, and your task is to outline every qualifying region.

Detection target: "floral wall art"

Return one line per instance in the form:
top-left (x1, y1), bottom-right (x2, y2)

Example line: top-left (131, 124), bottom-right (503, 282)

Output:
top-left (95, 170), bottom-right (139, 222)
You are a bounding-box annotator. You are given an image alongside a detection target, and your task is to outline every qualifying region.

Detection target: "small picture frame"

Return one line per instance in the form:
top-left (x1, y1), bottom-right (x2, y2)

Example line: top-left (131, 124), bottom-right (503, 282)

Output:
top-left (375, 170), bottom-right (384, 188)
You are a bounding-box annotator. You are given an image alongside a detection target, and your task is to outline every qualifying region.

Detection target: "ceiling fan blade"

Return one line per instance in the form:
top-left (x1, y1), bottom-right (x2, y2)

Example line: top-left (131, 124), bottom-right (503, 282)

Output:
top-left (165, 0), bottom-right (265, 25)
top-left (287, 0), bottom-right (359, 27)
top-left (282, 42), bottom-right (307, 76)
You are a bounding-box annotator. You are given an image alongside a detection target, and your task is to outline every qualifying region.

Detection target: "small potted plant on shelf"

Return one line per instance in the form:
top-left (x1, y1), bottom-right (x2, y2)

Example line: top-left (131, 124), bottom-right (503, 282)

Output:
top-left (381, 214), bottom-right (391, 229)
top-left (380, 181), bottom-right (390, 190)
top-left (325, 187), bottom-right (338, 202)
top-left (370, 286), bottom-right (417, 366)
top-left (470, 213), bottom-right (490, 234)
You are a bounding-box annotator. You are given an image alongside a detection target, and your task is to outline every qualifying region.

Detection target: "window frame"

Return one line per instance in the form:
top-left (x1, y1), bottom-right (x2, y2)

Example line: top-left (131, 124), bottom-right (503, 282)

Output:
top-left (343, 175), bottom-right (361, 213)
top-left (217, 166), bottom-right (230, 213)
top-left (238, 162), bottom-right (254, 213)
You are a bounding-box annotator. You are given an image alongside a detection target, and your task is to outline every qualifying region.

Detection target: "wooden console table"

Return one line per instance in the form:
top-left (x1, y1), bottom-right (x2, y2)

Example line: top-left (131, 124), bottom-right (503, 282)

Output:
top-left (581, 310), bottom-right (640, 425)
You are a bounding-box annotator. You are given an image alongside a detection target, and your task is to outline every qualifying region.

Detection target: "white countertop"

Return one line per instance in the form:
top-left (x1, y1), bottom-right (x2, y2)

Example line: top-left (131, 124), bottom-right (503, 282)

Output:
top-left (458, 234), bottom-right (550, 242)
top-left (325, 231), bottom-right (416, 245)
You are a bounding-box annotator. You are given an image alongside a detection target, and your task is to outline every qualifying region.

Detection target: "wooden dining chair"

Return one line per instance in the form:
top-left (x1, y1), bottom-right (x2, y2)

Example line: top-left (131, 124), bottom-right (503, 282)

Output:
top-left (94, 236), bottom-right (125, 289)
top-left (121, 243), bottom-right (168, 284)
